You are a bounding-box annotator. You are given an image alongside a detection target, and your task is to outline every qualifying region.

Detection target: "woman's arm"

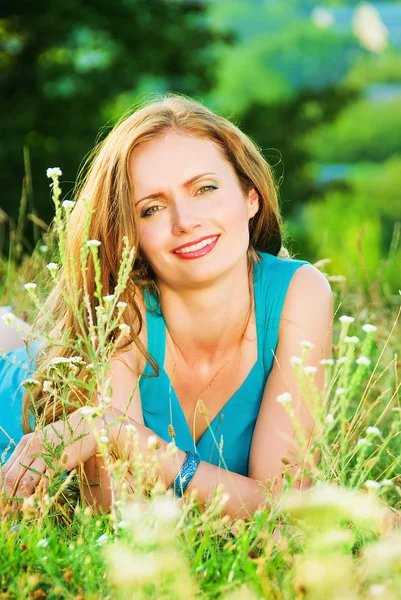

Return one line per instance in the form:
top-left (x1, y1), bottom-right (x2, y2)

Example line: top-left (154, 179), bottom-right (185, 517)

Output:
top-left (2, 265), bottom-right (333, 519)
top-left (109, 264), bottom-right (333, 518)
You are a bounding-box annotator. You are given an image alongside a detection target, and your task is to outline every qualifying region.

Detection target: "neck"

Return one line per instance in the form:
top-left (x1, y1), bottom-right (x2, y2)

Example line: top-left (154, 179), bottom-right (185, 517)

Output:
top-left (158, 257), bottom-right (253, 371)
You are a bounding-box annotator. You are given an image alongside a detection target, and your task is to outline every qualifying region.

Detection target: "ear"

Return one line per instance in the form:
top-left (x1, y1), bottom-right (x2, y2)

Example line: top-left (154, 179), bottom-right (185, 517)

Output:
top-left (247, 187), bottom-right (259, 220)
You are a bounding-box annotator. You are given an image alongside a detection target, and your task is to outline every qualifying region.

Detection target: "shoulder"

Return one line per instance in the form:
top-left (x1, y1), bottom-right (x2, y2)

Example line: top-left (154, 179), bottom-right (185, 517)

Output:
top-left (281, 263), bottom-right (333, 335)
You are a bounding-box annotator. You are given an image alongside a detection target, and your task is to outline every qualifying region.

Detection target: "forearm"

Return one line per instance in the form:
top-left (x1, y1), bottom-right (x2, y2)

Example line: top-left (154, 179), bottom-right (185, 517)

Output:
top-left (109, 417), bottom-right (271, 520)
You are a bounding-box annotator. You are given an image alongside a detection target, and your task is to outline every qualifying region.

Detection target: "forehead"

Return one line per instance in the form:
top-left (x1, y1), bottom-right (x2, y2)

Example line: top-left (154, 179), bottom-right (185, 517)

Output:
top-left (129, 132), bottom-right (230, 189)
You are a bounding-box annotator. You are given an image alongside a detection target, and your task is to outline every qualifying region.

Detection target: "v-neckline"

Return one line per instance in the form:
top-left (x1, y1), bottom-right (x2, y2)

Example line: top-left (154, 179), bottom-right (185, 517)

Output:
top-left (160, 264), bottom-right (261, 449)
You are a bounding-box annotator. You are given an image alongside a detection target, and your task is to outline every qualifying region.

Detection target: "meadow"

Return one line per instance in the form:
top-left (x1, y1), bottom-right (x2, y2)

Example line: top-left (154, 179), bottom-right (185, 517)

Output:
top-left (0, 169), bottom-right (400, 600)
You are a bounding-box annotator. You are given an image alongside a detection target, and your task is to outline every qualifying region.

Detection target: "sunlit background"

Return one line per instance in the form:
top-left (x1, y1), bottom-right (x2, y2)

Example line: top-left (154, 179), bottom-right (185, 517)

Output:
top-left (1, 0), bottom-right (400, 299)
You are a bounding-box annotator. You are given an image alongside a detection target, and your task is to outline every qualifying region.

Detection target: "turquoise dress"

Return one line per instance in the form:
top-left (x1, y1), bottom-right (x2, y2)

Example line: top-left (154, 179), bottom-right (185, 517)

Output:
top-left (0, 252), bottom-right (309, 471)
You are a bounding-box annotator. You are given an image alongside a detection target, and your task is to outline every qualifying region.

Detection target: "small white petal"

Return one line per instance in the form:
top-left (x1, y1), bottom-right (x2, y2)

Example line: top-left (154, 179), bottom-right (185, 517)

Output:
top-left (81, 406), bottom-right (96, 417)
top-left (364, 480), bottom-right (380, 490)
top-left (362, 324), bottom-right (377, 333)
top-left (380, 479), bottom-right (393, 487)
top-left (300, 340), bottom-right (314, 350)
top-left (103, 294), bottom-right (115, 302)
top-left (99, 435), bottom-right (109, 443)
top-left (345, 336), bottom-right (360, 344)
top-left (62, 200), bottom-right (75, 209)
top-left (339, 315), bottom-right (355, 324)
top-left (23, 282), bottom-right (37, 290)
top-left (366, 426), bottom-right (381, 437)
top-left (96, 534), bottom-right (108, 545)
top-left (117, 301), bottom-right (127, 310)
top-left (356, 356), bottom-right (371, 366)
top-left (276, 392), bottom-right (292, 404)
top-left (336, 357), bottom-right (348, 365)
top-left (46, 167), bottom-right (62, 178)
top-left (320, 358), bottom-right (334, 366)
top-left (357, 438), bottom-right (369, 447)
top-left (86, 239), bottom-right (101, 247)
top-left (125, 424), bottom-right (137, 433)
top-left (303, 366), bottom-right (317, 375)
top-left (39, 245), bottom-right (48, 253)
top-left (325, 414), bottom-right (334, 424)
top-left (37, 539), bottom-right (49, 548)
top-left (46, 262), bottom-right (59, 271)
top-left (335, 388), bottom-right (346, 396)
top-left (290, 356), bottom-right (302, 365)
top-left (22, 378), bottom-right (41, 388)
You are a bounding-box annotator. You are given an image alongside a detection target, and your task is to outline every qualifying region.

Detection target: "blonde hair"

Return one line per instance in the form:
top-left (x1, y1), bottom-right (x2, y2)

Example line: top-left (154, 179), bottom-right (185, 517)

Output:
top-left (23, 92), bottom-right (289, 432)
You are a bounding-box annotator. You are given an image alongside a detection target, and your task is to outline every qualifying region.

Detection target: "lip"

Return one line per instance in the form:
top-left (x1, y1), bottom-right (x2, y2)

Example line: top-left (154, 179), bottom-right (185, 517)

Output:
top-left (172, 235), bottom-right (220, 260)
top-left (171, 235), bottom-right (219, 253)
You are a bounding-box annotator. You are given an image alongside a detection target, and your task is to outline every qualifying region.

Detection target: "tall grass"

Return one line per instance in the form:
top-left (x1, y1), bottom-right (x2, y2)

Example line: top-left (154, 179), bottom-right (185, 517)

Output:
top-left (0, 170), bottom-right (400, 599)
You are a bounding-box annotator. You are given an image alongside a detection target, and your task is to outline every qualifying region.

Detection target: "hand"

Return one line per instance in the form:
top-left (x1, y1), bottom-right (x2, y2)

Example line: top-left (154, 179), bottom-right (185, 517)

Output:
top-left (0, 407), bottom-right (111, 505)
top-left (379, 506), bottom-right (401, 534)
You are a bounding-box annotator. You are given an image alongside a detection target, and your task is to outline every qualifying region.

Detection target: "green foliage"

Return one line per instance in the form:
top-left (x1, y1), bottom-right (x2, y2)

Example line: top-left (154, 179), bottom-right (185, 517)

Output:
top-left (304, 99), bottom-right (401, 162)
top-left (296, 155), bottom-right (401, 295)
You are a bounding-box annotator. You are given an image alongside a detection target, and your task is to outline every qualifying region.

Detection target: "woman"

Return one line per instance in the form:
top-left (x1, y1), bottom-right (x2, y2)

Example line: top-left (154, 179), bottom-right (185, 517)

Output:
top-left (0, 94), bottom-right (333, 518)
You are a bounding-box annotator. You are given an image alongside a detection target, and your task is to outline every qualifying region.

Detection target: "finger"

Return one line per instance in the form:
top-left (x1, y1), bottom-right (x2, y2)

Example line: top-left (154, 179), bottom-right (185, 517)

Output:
top-left (15, 458), bottom-right (48, 499)
top-left (2, 454), bottom-right (35, 498)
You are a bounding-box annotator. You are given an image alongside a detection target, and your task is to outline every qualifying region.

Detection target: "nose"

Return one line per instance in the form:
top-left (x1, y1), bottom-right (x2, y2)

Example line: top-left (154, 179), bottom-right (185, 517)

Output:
top-left (171, 199), bottom-right (203, 236)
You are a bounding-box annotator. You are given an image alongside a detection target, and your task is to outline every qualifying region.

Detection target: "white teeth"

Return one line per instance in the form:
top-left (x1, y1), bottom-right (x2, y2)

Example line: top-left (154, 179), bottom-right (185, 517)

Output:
top-left (174, 236), bottom-right (218, 254)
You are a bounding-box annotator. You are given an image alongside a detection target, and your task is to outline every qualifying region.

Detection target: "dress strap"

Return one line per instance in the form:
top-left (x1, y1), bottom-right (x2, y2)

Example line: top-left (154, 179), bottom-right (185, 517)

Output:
top-left (142, 290), bottom-right (166, 376)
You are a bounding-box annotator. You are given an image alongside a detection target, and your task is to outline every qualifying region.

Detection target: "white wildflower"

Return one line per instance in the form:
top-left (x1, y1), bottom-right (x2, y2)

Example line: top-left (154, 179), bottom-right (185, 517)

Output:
top-left (119, 323), bottom-right (130, 336)
top-left (86, 363), bottom-right (95, 371)
top-left (99, 435), bottom-right (109, 444)
top-left (300, 340), bottom-right (314, 350)
top-left (80, 406), bottom-right (97, 417)
top-left (1, 312), bottom-right (15, 326)
top-left (124, 424), bottom-right (137, 433)
top-left (46, 167), bottom-right (62, 178)
top-left (276, 392), bottom-right (292, 404)
top-left (290, 356), bottom-right (302, 365)
top-left (303, 366), bottom-right (317, 375)
top-left (36, 539), bottom-right (49, 548)
top-left (345, 336), bottom-right (360, 344)
top-left (117, 301), bottom-right (127, 310)
top-left (356, 356), bottom-right (371, 366)
top-left (39, 245), bottom-right (48, 253)
top-left (336, 357), bottom-right (348, 364)
top-left (22, 378), bottom-right (41, 388)
top-left (364, 480), bottom-right (380, 490)
top-left (362, 324), bottom-right (377, 333)
top-left (320, 358), bottom-right (334, 366)
top-left (380, 479), bottom-right (393, 487)
top-left (117, 521), bottom-right (130, 529)
top-left (46, 262), bottom-right (58, 272)
top-left (49, 356), bottom-right (71, 366)
top-left (103, 294), bottom-right (115, 302)
top-left (366, 426), bottom-right (381, 437)
top-left (43, 381), bottom-right (54, 393)
top-left (336, 388), bottom-right (346, 396)
top-left (69, 356), bottom-right (85, 365)
top-left (61, 200), bottom-right (75, 209)
top-left (368, 584), bottom-right (387, 597)
top-left (150, 496), bottom-right (181, 525)
top-left (326, 414), bottom-right (334, 424)
top-left (311, 7), bottom-right (335, 29)
top-left (147, 435), bottom-right (159, 449)
top-left (357, 438), bottom-right (369, 448)
top-left (23, 282), bottom-right (37, 290)
top-left (86, 239), bottom-right (101, 247)
top-left (339, 315), bottom-right (355, 324)
top-left (96, 533), bottom-right (108, 545)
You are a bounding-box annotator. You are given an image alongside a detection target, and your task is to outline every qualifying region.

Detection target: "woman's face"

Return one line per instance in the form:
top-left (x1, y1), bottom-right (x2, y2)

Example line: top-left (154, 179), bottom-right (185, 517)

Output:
top-left (129, 131), bottom-right (259, 290)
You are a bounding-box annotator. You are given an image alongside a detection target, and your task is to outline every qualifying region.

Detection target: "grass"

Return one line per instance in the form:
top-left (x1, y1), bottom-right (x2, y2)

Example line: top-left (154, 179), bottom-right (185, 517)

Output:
top-left (0, 170), bottom-right (401, 599)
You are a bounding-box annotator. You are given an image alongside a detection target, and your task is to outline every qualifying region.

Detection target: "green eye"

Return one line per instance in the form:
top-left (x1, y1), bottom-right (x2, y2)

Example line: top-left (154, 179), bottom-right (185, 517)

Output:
top-left (140, 205), bottom-right (162, 218)
top-left (198, 184), bottom-right (218, 195)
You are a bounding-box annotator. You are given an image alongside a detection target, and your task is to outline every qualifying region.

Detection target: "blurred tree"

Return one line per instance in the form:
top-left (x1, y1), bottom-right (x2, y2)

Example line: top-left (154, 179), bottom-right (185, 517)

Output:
top-left (0, 0), bottom-right (228, 253)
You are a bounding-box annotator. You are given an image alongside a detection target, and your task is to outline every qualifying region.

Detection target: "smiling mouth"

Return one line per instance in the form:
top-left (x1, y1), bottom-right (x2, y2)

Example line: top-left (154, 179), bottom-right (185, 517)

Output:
top-left (172, 235), bottom-right (219, 254)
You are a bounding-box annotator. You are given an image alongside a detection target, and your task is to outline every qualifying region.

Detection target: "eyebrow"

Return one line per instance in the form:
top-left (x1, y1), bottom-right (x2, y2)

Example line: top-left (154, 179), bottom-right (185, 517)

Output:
top-left (135, 172), bottom-right (218, 206)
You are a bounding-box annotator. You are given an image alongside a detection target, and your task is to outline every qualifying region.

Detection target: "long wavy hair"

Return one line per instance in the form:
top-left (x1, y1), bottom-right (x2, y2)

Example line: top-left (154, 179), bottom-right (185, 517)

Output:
top-left (23, 92), bottom-right (289, 433)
